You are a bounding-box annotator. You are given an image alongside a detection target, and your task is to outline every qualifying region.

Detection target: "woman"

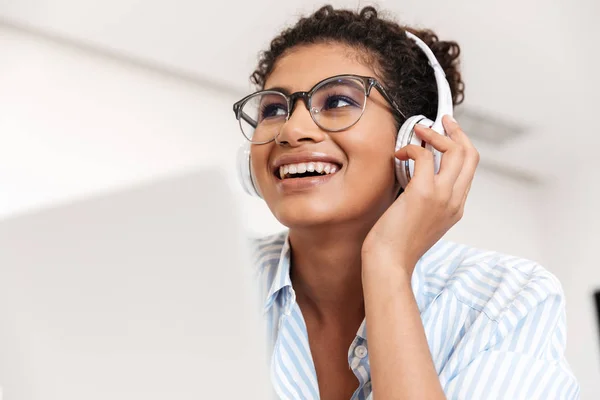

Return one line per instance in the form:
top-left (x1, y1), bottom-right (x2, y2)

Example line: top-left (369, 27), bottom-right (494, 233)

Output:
top-left (233, 5), bottom-right (579, 399)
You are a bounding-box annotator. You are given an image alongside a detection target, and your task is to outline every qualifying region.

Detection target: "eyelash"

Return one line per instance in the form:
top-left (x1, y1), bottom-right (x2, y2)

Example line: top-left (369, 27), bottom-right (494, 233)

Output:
top-left (259, 103), bottom-right (287, 119)
top-left (258, 90), bottom-right (361, 120)
top-left (322, 92), bottom-right (360, 109)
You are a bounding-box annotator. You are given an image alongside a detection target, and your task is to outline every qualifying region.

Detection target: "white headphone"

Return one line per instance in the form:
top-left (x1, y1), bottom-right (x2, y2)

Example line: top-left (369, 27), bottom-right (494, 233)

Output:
top-left (236, 31), bottom-right (454, 198)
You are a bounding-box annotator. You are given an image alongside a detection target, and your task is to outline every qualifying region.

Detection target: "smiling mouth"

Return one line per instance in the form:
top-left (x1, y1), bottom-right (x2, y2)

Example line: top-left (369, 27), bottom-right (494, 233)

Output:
top-left (276, 161), bottom-right (341, 180)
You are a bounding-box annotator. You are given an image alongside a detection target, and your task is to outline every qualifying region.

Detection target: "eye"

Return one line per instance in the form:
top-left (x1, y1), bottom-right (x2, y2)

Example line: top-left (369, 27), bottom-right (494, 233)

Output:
top-left (323, 94), bottom-right (360, 110)
top-left (260, 103), bottom-right (287, 121)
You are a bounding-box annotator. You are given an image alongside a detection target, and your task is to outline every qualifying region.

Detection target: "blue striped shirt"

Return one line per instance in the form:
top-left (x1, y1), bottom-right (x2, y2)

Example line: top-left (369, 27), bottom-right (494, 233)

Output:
top-left (251, 231), bottom-right (580, 399)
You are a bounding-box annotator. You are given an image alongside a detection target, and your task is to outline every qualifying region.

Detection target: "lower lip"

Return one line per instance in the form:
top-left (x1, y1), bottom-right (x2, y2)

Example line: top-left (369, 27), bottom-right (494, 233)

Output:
top-left (275, 172), bottom-right (338, 192)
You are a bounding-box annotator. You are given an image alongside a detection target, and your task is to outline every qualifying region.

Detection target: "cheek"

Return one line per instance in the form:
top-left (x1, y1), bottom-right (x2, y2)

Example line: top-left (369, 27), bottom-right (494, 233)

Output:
top-left (341, 124), bottom-right (399, 195)
top-left (348, 145), bottom-right (396, 192)
top-left (345, 125), bottom-right (397, 173)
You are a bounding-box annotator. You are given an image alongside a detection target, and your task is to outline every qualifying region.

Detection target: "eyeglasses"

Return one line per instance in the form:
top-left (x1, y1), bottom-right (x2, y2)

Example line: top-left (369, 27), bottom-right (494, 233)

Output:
top-left (232, 74), bottom-right (406, 144)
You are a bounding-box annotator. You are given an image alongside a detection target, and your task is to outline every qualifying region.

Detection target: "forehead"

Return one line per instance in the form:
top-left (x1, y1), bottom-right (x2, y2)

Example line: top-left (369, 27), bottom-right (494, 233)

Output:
top-left (264, 43), bottom-right (377, 92)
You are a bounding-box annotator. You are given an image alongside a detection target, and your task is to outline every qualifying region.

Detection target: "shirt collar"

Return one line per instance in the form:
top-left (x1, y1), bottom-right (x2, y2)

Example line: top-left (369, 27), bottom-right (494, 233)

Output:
top-left (263, 232), bottom-right (293, 313)
top-left (262, 232), bottom-right (370, 341)
top-left (357, 318), bottom-right (367, 340)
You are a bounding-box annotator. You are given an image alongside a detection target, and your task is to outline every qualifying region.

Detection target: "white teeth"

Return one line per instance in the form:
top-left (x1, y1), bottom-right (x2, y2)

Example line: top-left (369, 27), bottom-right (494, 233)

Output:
top-left (278, 161), bottom-right (340, 179)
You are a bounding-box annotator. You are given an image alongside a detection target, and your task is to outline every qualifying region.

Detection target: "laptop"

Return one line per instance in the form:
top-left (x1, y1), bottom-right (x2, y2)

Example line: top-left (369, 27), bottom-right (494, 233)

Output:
top-left (0, 168), bottom-right (271, 399)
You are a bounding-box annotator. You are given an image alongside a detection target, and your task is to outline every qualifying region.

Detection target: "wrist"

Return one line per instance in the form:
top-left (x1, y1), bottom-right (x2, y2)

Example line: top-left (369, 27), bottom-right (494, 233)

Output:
top-left (361, 253), bottom-right (413, 283)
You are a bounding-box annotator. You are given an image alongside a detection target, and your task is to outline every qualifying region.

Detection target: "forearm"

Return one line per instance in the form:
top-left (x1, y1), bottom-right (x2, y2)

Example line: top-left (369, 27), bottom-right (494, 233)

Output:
top-left (362, 258), bottom-right (445, 400)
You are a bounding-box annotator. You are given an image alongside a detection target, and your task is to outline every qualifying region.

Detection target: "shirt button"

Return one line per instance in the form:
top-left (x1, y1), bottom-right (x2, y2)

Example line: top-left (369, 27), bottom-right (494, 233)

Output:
top-left (354, 345), bottom-right (368, 359)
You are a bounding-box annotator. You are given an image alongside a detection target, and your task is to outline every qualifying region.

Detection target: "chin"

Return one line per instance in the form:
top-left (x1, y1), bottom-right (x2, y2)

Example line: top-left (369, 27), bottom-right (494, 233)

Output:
top-left (268, 193), bottom-right (387, 232)
top-left (270, 196), bottom-right (340, 228)
top-left (260, 173), bottom-right (397, 230)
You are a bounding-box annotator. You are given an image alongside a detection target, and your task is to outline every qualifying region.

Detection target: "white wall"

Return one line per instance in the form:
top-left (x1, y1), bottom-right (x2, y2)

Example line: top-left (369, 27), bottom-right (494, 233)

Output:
top-left (537, 3), bottom-right (600, 397)
top-left (540, 161), bottom-right (600, 399)
top-left (0, 25), bottom-right (242, 219)
top-left (1, 22), bottom-right (591, 395)
top-left (447, 172), bottom-right (546, 264)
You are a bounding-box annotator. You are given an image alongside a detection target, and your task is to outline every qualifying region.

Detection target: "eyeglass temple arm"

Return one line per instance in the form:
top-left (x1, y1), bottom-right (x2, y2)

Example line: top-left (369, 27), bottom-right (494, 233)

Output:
top-left (233, 102), bottom-right (259, 129)
top-left (371, 81), bottom-right (407, 120)
top-left (239, 110), bottom-right (258, 129)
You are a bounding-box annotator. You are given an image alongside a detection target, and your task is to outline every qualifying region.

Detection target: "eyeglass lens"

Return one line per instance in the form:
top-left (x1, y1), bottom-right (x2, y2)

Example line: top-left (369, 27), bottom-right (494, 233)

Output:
top-left (239, 77), bottom-right (367, 143)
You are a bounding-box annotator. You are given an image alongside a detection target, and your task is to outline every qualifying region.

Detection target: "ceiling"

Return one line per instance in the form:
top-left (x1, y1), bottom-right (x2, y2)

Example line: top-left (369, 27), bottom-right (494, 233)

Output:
top-left (1, 0), bottom-right (598, 181)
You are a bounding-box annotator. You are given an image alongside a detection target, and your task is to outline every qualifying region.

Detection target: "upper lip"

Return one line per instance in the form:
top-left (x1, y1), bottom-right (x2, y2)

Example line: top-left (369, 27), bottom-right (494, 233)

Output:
top-left (272, 152), bottom-right (343, 172)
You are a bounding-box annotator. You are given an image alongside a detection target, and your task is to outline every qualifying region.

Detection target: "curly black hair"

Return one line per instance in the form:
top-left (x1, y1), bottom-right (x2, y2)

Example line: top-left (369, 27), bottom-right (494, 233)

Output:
top-left (250, 5), bottom-right (464, 127)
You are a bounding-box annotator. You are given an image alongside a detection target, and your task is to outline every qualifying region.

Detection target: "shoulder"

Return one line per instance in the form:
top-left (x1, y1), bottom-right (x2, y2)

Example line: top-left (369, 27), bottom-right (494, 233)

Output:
top-left (415, 240), bottom-right (565, 325)
top-left (420, 243), bottom-right (580, 396)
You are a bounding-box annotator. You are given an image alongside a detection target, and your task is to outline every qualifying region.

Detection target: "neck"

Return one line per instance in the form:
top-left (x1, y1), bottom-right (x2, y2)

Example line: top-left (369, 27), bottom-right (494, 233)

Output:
top-left (288, 222), bottom-right (372, 327)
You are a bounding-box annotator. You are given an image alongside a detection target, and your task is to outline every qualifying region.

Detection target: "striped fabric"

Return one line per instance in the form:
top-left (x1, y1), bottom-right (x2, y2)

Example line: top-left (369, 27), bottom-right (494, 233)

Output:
top-left (251, 231), bottom-right (580, 400)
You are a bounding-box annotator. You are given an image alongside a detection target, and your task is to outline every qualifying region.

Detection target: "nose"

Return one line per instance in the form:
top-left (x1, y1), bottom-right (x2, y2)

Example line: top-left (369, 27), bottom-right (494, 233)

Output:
top-left (275, 101), bottom-right (326, 147)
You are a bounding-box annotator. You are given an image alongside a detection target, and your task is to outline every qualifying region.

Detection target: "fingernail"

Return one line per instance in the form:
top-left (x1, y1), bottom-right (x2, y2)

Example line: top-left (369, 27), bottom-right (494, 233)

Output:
top-left (447, 115), bottom-right (457, 123)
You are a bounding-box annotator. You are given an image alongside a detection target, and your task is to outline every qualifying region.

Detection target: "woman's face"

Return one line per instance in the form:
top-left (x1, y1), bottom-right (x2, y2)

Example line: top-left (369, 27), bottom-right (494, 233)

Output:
top-left (251, 43), bottom-right (400, 230)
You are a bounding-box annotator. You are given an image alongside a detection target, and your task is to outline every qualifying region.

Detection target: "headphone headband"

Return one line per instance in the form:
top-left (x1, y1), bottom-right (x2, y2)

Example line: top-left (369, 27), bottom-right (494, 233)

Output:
top-left (404, 31), bottom-right (454, 134)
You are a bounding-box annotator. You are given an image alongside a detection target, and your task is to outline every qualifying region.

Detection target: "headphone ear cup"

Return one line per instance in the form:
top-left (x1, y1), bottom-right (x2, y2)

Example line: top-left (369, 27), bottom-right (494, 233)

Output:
top-left (395, 115), bottom-right (429, 189)
top-left (236, 143), bottom-right (262, 198)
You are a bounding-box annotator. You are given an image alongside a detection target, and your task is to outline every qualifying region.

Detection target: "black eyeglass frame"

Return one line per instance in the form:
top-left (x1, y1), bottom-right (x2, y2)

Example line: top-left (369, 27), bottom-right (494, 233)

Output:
top-left (232, 74), bottom-right (407, 144)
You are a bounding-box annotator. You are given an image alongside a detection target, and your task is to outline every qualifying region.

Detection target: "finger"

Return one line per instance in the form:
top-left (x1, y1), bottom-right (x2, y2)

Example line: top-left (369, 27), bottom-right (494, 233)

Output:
top-left (395, 144), bottom-right (435, 183)
top-left (442, 115), bottom-right (474, 149)
top-left (414, 124), bottom-right (464, 185)
top-left (442, 115), bottom-right (480, 189)
top-left (413, 124), bottom-right (455, 153)
top-left (449, 179), bottom-right (473, 220)
top-left (463, 181), bottom-right (472, 204)
top-left (450, 147), bottom-right (480, 207)
top-left (436, 145), bottom-right (465, 187)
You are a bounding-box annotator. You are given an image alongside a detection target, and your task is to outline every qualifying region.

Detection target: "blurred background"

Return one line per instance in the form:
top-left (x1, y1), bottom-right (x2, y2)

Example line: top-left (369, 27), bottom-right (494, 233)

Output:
top-left (0, 0), bottom-right (599, 397)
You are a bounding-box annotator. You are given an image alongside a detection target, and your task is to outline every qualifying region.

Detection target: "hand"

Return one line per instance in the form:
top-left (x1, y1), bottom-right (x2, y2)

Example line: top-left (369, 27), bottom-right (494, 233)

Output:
top-left (362, 115), bottom-right (480, 275)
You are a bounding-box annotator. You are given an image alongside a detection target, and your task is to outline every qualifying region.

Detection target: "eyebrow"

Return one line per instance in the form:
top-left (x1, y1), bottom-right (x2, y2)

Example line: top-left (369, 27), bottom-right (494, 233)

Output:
top-left (263, 86), bottom-right (292, 95)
